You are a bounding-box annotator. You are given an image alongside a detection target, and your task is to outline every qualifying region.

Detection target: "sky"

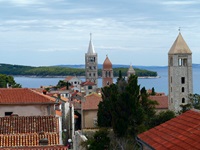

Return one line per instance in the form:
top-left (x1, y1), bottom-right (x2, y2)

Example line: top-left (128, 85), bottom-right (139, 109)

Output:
top-left (0, 0), bottom-right (200, 66)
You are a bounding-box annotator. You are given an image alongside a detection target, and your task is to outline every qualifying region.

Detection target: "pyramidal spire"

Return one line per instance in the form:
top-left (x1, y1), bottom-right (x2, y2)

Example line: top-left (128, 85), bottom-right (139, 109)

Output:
top-left (87, 33), bottom-right (96, 54)
top-left (168, 32), bottom-right (192, 54)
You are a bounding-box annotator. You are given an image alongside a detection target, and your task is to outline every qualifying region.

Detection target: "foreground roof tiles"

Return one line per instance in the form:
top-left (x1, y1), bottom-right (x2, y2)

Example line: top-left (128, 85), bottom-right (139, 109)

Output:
top-left (138, 109), bottom-right (200, 150)
top-left (0, 116), bottom-right (60, 147)
top-left (1, 145), bottom-right (67, 150)
top-left (0, 88), bottom-right (56, 104)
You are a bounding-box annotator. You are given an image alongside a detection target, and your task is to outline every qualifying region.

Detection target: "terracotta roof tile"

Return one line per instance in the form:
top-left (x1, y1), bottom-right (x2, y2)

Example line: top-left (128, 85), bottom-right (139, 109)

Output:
top-left (64, 76), bottom-right (74, 81)
top-left (0, 116), bottom-right (58, 134)
top-left (0, 88), bottom-right (56, 104)
top-left (0, 116), bottom-right (60, 147)
top-left (1, 145), bottom-right (67, 150)
top-left (81, 81), bottom-right (96, 86)
top-left (82, 93), bottom-right (102, 110)
top-left (138, 109), bottom-right (200, 150)
top-left (149, 95), bottom-right (168, 109)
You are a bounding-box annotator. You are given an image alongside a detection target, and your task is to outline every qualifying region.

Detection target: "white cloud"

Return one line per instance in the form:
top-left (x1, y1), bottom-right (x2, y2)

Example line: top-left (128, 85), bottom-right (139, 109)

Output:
top-left (161, 0), bottom-right (199, 5)
top-left (0, 0), bottom-right (45, 6)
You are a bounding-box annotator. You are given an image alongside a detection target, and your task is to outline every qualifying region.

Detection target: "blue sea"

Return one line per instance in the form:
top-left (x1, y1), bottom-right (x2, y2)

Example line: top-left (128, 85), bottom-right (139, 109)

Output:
top-left (14, 66), bottom-right (200, 95)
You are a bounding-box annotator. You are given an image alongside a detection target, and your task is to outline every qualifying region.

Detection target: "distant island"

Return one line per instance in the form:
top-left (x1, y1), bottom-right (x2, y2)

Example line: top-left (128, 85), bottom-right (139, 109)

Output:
top-left (0, 63), bottom-right (157, 77)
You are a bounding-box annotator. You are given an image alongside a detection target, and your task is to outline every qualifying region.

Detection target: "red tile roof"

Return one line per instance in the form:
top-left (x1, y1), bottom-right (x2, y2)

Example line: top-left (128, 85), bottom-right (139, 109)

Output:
top-left (1, 145), bottom-right (67, 150)
top-left (149, 95), bottom-right (168, 109)
top-left (82, 93), bottom-right (102, 110)
top-left (0, 88), bottom-right (56, 104)
top-left (0, 116), bottom-right (60, 147)
top-left (138, 109), bottom-right (200, 150)
top-left (64, 76), bottom-right (74, 81)
top-left (81, 81), bottom-right (96, 86)
top-left (0, 116), bottom-right (58, 134)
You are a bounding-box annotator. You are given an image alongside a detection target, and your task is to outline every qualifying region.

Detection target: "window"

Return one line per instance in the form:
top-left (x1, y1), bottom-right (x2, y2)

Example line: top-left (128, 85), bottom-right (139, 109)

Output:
top-left (181, 77), bottom-right (185, 84)
top-left (178, 58), bottom-right (187, 66)
top-left (182, 87), bottom-right (184, 92)
top-left (182, 98), bottom-right (185, 103)
top-left (93, 73), bottom-right (95, 77)
top-left (88, 85), bottom-right (92, 89)
top-left (89, 73), bottom-right (91, 77)
top-left (74, 81), bottom-right (77, 84)
top-left (178, 58), bottom-right (182, 66)
top-left (171, 87), bottom-right (172, 92)
top-left (171, 76), bottom-right (172, 83)
top-left (109, 71), bottom-right (111, 77)
top-left (183, 58), bottom-right (187, 66)
top-left (5, 112), bottom-right (13, 116)
top-left (170, 57), bottom-right (173, 66)
top-left (171, 98), bottom-right (173, 103)
top-left (107, 81), bottom-right (110, 85)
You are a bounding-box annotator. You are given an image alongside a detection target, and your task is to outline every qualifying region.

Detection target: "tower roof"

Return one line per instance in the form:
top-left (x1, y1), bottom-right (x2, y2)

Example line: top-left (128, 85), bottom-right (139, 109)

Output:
top-left (87, 33), bottom-right (96, 54)
top-left (168, 32), bottom-right (192, 54)
top-left (128, 65), bottom-right (135, 73)
top-left (103, 55), bottom-right (112, 69)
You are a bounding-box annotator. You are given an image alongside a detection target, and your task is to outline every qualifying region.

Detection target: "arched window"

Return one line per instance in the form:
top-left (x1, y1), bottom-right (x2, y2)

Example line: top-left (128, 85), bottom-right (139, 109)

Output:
top-left (182, 98), bottom-right (185, 103)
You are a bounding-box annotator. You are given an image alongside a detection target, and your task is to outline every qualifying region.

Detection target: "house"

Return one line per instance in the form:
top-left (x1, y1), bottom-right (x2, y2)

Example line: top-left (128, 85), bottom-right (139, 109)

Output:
top-left (81, 93), bottom-right (102, 129)
top-left (149, 95), bottom-right (168, 113)
top-left (64, 76), bottom-right (82, 90)
top-left (80, 81), bottom-right (97, 95)
top-left (0, 115), bottom-right (67, 149)
top-left (137, 109), bottom-right (200, 150)
top-left (0, 88), bottom-right (60, 117)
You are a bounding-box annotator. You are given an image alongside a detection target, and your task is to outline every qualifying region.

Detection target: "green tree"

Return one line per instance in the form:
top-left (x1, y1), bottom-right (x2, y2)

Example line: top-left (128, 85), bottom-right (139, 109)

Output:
top-left (82, 129), bottom-right (110, 150)
top-left (149, 110), bottom-right (175, 128)
top-left (56, 80), bottom-right (71, 89)
top-left (98, 74), bottom-right (157, 137)
top-left (0, 74), bottom-right (21, 88)
top-left (188, 93), bottom-right (200, 109)
top-left (151, 87), bottom-right (156, 95)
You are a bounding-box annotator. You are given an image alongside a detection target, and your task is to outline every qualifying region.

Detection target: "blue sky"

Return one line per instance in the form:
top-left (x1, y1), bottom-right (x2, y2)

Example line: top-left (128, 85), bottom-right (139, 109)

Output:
top-left (0, 0), bottom-right (200, 66)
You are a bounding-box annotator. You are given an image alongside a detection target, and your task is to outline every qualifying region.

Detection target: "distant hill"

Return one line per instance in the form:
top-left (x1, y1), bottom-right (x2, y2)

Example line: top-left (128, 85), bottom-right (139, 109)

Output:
top-left (0, 63), bottom-right (158, 77)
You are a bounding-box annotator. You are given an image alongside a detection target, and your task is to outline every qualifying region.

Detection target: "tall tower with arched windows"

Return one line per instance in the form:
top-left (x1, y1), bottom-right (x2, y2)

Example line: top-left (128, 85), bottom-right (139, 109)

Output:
top-left (168, 32), bottom-right (193, 112)
top-left (102, 55), bottom-right (113, 87)
top-left (85, 33), bottom-right (98, 85)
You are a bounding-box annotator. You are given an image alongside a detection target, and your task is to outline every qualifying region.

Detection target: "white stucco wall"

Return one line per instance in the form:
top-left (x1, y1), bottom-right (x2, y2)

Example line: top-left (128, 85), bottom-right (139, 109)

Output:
top-left (0, 104), bottom-right (55, 117)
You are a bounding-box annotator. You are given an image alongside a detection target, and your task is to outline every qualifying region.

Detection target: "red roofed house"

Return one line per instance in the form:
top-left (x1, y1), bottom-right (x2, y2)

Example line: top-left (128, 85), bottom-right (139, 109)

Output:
top-left (81, 93), bottom-right (102, 128)
top-left (0, 115), bottom-right (67, 149)
top-left (0, 88), bottom-right (59, 117)
top-left (137, 109), bottom-right (200, 150)
top-left (81, 81), bottom-right (97, 95)
top-left (149, 95), bottom-right (168, 113)
top-left (0, 88), bottom-right (65, 146)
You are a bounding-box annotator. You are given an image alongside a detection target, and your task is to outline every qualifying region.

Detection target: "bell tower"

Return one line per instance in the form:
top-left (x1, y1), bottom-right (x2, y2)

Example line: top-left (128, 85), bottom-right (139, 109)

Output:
top-left (168, 32), bottom-right (193, 112)
top-left (85, 33), bottom-right (98, 85)
top-left (102, 55), bottom-right (113, 87)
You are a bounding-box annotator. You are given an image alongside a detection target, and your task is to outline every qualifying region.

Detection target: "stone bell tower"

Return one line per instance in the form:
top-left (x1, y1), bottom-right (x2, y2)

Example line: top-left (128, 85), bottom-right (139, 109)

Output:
top-left (168, 32), bottom-right (193, 112)
top-left (85, 33), bottom-right (98, 85)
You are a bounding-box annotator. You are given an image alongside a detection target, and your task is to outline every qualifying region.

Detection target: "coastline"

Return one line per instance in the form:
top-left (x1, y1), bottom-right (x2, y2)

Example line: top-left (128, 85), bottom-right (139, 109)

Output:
top-left (13, 75), bottom-right (160, 79)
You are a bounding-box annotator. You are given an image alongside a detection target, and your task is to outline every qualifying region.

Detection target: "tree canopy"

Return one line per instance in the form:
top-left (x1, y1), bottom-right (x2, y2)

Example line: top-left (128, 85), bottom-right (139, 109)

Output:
top-left (0, 74), bottom-right (21, 88)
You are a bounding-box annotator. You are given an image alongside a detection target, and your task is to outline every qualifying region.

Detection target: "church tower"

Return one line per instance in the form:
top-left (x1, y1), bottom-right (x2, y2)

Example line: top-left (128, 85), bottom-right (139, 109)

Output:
top-left (102, 55), bottom-right (113, 87)
top-left (127, 64), bottom-right (135, 78)
top-left (85, 33), bottom-right (98, 85)
top-left (168, 32), bottom-right (193, 112)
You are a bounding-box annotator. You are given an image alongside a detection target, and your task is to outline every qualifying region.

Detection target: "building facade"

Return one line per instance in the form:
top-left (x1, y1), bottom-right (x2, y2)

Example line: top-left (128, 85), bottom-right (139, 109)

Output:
top-left (168, 32), bottom-right (193, 112)
top-left (85, 33), bottom-right (98, 85)
top-left (102, 55), bottom-right (113, 87)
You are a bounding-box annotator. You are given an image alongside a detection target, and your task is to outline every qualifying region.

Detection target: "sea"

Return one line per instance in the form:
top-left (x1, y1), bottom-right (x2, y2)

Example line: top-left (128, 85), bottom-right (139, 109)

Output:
top-left (14, 66), bottom-right (200, 95)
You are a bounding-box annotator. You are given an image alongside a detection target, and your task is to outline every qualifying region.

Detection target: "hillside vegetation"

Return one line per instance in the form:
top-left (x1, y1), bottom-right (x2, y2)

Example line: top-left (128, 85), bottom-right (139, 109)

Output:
top-left (0, 63), bottom-right (157, 77)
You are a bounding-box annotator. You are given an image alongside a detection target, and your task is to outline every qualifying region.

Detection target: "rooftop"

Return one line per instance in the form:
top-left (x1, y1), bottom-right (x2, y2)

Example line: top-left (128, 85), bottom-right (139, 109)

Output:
top-left (82, 93), bottom-right (102, 110)
top-left (0, 88), bottom-right (56, 104)
top-left (138, 109), bottom-right (200, 150)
